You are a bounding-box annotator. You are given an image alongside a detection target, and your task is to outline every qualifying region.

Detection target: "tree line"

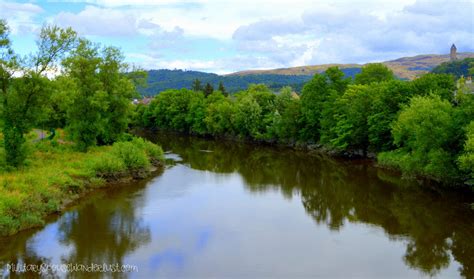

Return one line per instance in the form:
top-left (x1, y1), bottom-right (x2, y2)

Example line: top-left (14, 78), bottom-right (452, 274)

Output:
top-left (0, 20), bottom-right (143, 167)
top-left (134, 63), bottom-right (474, 185)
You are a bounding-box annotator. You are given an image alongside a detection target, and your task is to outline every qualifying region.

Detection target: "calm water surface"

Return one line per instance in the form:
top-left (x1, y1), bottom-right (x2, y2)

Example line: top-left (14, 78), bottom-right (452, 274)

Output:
top-left (1, 133), bottom-right (474, 278)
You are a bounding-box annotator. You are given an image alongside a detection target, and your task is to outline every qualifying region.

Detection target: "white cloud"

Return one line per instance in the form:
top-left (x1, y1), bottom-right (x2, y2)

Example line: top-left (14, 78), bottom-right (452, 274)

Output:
top-left (230, 0), bottom-right (474, 69)
top-left (0, 1), bottom-right (43, 34)
top-left (4, 0), bottom-right (473, 73)
top-left (54, 6), bottom-right (140, 36)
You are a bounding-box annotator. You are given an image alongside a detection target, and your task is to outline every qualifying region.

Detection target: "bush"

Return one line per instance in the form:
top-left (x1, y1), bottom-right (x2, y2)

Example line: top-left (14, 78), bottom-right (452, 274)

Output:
top-left (130, 137), bottom-right (164, 163)
top-left (111, 141), bottom-right (150, 170)
top-left (88, 153), bottom-right (126, 178)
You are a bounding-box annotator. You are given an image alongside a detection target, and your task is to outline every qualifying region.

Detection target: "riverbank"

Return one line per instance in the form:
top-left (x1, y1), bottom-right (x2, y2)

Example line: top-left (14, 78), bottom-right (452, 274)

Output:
top-left (0, 137), bottom-right (164, 237)
top-left (136, 128), bottom-right (472, 189)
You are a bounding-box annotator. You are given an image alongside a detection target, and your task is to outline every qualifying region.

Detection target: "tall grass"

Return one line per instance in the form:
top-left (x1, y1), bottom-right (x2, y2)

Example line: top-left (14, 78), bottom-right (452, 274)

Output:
top-left (0, 136), bottom-right (164, 236)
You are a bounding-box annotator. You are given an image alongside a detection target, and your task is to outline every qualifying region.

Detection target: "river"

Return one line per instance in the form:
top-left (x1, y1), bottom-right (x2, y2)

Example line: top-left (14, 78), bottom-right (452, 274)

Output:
top-left (1, 133), bottom-right (473, 278)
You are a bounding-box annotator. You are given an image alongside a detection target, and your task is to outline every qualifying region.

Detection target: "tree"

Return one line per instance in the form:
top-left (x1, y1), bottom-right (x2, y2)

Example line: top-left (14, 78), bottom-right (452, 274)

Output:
top-left (192, 78), bottom-right (202, 92)
top-left (205, 97), bottom-right (234, 136)
top-left (355, 63), bottom-right (394, 85)
top-left (218, 81), bottom-right (228, 96)
top-left (62, 39), bottom-right (103, 151)
top-left (329, 85), bottom-right (372, 152)
top-left (232, 94), bottom-right (262, 138)
top-left (411, 73), bottom-right (455, 101)
top-left (63, 40), bottom-right (136, 150)
top-left (367, 80), bottom-right (412, 152)
top-left (319, 67), bottom-right (351, 145)
top-left (388, 95), bottom-right (458, 180)
top-left (458, 121), bottom-right (474, 184)
top-left (0, 22), bottom-right (77, 166)
top-left (96, 46), bottom-right (136, 144)
top-left (300, 73), bottom-right (330, 142)
top-left (203, 82), bottom-right (214, 97)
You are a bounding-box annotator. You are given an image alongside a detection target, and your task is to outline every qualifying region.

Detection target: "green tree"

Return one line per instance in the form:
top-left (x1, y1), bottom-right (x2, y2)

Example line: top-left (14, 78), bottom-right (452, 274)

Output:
top-left (218, 81), bottom-right (228, 96)
top-left (269, 87), bottom-right (302, 142)
top-left (63, 40), bottom-right (136, 150)
top-left (232, 93), bottom-right (262, 138)
top-left (367, 80), bottom-right (412, 152)
top-left (355, 63), bottom-right (394, 85)
top-left (300, 74), bottom-right (330, 142)
top-left (0, 22), bottom-right (77, 166)
top-left (205, 97), bottom-right (234, 136)
top-left (62, 39), bottom-right (103, 151)
top-left (330, 85), bottom-right (372, 152)
top-left (458, 121), bottom-right (474, 183)
top-left (96, 46), bottom-right (136, 144)
top-left (191, 78), bottom-right (202, 92)
top-left (203, 82), bottom-right (214, 97)
top-left (383, 95), bottom-right (459, 180)
top-left (411, 73), bottom-right (455, 101)
top-left (319, 67), bottom-right (351, 145)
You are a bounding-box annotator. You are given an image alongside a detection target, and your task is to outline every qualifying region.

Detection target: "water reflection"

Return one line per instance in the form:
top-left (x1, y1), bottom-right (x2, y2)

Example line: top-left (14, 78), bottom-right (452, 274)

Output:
top-left (150, 132), bottom-right (474, 278)
top-left (0, 176), bottom-right (157, 278)
top-left (0, 132), bottom-right (473, 278)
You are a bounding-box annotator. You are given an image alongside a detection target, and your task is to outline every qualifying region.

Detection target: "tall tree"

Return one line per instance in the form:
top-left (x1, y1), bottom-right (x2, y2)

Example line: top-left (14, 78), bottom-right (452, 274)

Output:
top-left (0, 22), bottom-right (77, 166)
top-left (63, 40), bottom-right (137, 150)
top-left (203, 82), bottom-right (214, 97)
top-left (218, 81), bottom-right (228, 96)
top-left (300, 73), bottom-right (330, 142)
top-left (192, 78), bottom-right (202, 92)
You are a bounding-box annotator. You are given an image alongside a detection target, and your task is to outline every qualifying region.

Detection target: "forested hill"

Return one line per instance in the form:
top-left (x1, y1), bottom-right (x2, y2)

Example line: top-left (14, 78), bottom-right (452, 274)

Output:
top-left (138, 68), bottom-right (361, 96)
top-left (138, 53), bottom-right (474, 96)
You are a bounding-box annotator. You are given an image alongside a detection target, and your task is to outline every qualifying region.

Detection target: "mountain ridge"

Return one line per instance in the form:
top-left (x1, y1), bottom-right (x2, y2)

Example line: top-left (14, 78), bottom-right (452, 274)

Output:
top-left (227, 52), bottom-right (474, 80)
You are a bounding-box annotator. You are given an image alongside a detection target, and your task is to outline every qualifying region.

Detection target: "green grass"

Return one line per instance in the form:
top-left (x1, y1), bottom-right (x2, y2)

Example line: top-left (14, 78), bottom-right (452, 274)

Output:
top-left (0, 135), bottom-right (164, 236)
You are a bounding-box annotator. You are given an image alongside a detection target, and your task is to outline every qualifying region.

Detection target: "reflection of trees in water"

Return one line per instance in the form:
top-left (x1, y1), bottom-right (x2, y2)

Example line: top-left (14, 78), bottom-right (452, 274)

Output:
top-left (0, 172), bottom-right (158, 279)
top-left (57, 184), bottom-right (152, 279)
top-left (151, 132), bottom-right (474, 278)
top-left (0, 237), bottom-right (58, 278)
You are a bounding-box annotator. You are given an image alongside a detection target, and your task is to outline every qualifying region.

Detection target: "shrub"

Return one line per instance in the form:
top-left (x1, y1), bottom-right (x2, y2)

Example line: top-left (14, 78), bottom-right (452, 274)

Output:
top-left (88, 153), bottom-right (126, 178)
top-left (111, 141), bottom-right (150, 170)
top-left (130, 137), bottom-right (164, 163)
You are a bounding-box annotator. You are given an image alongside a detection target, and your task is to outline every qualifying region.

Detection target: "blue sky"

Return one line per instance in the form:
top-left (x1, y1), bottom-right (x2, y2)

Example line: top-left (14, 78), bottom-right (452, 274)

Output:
top-left (1, 0), bottom-right (473, 74)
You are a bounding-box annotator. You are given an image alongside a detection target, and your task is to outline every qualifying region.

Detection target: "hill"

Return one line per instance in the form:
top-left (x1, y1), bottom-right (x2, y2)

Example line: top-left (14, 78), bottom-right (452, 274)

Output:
top-left (138, 52), bottom-right (474, 96)
top-left (229, 52), bottom-right (474, 80)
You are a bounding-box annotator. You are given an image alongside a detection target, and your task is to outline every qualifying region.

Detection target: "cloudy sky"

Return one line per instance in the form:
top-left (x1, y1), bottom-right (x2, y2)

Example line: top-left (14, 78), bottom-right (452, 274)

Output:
top-left (1, 0), bottom-right (473, 74)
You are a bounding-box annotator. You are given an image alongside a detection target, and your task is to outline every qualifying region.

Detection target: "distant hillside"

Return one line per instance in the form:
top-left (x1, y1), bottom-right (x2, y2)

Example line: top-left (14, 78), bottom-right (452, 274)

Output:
top-left (229, 52), bottom-right (474, 80)
top-left (431, 57), bottom-right (474, 78)
top-left (138, 68), bottom-right (361, 96)
top-left (138, 52), bottom-right (474, 96)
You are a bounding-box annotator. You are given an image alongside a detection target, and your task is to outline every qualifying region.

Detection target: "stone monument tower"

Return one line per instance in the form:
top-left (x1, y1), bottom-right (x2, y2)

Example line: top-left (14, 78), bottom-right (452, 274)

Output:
top-left (450, 44), bottom-right (457, 61)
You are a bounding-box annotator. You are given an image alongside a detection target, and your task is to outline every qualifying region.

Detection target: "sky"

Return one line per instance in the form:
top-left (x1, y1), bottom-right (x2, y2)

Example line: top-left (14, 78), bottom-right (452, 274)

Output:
top-left (0, 0), bottom-right (473, 74)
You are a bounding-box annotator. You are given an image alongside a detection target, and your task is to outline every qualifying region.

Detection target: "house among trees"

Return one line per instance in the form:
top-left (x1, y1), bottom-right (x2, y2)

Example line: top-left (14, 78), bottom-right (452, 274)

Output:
top-left (132, 97), bottom-right (153, 105)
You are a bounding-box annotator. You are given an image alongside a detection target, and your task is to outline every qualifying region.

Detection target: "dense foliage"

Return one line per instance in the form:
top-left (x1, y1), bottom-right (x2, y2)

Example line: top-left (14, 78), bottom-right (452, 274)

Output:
top-left (0, 20), bottom-right (142, 167)
top-left (0, 20), bottom-right (165, 236)
top-left (431, 57), bottom-right (474, 78)
top-left (136, 64), bottom-right (474, 185)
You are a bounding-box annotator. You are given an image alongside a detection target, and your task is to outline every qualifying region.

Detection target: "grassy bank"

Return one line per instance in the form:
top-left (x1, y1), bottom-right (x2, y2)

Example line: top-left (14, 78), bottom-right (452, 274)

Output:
top-left (0, 136), bottom-right (164, 237)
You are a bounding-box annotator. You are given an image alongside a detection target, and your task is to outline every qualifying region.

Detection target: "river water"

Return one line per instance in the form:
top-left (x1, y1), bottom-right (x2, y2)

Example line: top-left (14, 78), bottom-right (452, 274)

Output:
top-left (1, 133), bottom-right (473, 278)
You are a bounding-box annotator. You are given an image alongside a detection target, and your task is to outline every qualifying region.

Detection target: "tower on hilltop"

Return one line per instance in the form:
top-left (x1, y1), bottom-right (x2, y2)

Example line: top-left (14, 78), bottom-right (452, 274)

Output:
top-left (450, 44), bottom-right (457, 61)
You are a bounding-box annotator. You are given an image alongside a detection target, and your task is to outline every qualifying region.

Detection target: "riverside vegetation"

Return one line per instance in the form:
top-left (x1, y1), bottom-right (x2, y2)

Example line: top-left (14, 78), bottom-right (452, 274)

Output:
top-left (0, 20), bottom-right (164, 236)
top-left (134, 62), bottom-right (474, 186)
